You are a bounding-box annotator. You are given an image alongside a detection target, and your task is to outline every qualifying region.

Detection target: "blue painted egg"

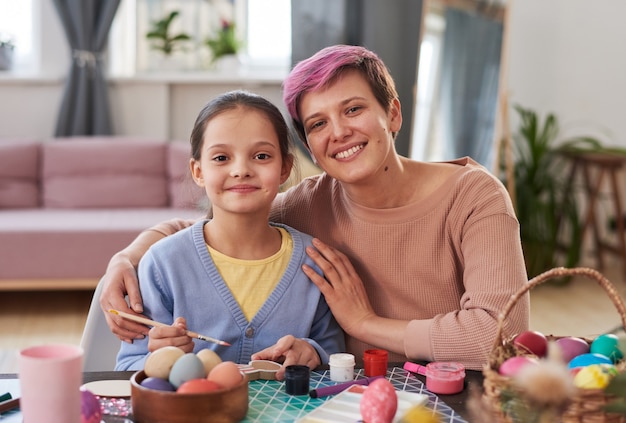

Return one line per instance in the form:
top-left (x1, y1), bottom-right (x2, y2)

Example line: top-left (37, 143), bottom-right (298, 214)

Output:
top-left (568, 352), bottom-right (612, 369)
top-left (169, 353), bottom-right (206, 388)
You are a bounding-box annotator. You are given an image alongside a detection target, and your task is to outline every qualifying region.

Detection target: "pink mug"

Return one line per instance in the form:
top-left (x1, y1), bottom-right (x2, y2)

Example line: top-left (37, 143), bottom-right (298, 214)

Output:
top-left (18, 344), bottom-right (84, 423)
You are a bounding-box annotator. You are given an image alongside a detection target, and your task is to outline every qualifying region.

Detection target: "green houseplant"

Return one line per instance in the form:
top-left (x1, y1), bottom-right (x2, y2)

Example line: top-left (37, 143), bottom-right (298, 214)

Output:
top-left (0, 34), bottom-right (15, 70)
top-left (146, 10), bottom-right (191, 55)
top-left (205, 19), bottom-right (241, 63)
top-left (503, 105), bottom-right (611, 279)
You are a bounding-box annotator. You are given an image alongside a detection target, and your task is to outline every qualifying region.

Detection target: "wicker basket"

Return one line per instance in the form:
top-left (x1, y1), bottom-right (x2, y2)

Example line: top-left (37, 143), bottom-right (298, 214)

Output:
top-left (482, 267), bottom-right (626, 423)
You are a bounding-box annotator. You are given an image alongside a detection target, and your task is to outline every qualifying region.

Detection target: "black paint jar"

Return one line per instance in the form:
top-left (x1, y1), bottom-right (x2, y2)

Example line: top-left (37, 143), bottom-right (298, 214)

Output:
top-left (284, 365), bottom-right (310, 395)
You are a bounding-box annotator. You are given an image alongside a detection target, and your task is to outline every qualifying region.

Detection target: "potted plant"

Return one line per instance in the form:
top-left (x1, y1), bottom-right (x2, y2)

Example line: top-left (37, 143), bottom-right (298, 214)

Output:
top-left (502, 105), bottom-right (612, 279)
top-left (205, 19), bottom-right (241, 65)
top-left (146, 10), bottom-right (191, 56)
top-left (0, 34), bottom-right (15, 71)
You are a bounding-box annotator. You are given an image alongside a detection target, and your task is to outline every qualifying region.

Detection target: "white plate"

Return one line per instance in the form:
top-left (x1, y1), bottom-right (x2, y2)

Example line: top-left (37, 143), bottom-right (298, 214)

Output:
top-left (81, 380), bottom-right (131, 398)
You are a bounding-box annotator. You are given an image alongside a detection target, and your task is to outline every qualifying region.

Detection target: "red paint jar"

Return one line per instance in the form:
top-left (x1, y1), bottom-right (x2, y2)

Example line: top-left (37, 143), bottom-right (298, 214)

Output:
top-left (363, 349), bottom-right (388, 377)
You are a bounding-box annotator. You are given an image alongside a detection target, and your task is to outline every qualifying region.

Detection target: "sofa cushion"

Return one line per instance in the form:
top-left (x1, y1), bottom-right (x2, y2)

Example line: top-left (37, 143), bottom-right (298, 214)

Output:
top-left (0, 141), bottom-right (40, 208)
top-left (167, 142), bottom-right (207, 209)
top-left (0, 208), bottom-right (203, 279)
top-left (42, 138), bottom-right (169, 208)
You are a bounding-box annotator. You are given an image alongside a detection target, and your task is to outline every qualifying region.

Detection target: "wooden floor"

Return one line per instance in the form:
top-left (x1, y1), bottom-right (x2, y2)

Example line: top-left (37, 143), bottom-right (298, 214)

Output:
top-left (1, 260), bottom-right (625, 373)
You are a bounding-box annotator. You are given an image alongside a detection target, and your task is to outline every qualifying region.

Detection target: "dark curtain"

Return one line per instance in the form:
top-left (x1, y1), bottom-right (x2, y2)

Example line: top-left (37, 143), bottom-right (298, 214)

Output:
top-left (437, 9), bottom-right (503, 167)
top-left (53, 0), bottom-right (121, 136)
top-left (291, 0), bottom-right (423, 158)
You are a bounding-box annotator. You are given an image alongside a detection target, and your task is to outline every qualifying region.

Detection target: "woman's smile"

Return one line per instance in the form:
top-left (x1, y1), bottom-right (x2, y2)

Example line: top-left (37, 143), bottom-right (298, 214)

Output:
top-left (333, 143), bottom-right (366, 159)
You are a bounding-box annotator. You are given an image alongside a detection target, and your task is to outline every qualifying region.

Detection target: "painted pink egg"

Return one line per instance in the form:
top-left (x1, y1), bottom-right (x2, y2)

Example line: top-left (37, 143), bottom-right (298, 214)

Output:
top-left (556, 336), bottom-right (590, 362)
top-left (207, 361), bottom-right (244, 390)
top-left (360, 378), bottom-right (398, 423)
top-left (80, 389), bottom-right (102, 423)
top-left (499, 356), bottom-right (538, 377)
top-left (513, 330), bottom-right (548, 357)
top-left (177, 378), bottom-right (222, 394)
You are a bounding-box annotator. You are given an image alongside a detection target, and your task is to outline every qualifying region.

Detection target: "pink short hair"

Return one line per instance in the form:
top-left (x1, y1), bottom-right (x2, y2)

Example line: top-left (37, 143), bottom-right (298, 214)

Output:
top-left (283, 45), bottom-right (398, 142)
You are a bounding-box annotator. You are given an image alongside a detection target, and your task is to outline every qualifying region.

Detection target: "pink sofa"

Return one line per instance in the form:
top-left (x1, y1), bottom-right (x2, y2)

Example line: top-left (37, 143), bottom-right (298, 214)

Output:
top-left (0, 137), bottom-right (205, 290)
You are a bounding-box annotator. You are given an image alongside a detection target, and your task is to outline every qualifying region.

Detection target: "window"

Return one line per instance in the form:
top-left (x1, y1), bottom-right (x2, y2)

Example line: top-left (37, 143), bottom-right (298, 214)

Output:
top-left (0, 0), bottom-right (291, 76)
top-left (110, 0), bottom-right (291, 75)
top-left (410, 12), bottom-right (445, 161)
top-left (244, 0), bottom-right (291, 68)
top-left (0, 0), bottom-right (34, 72)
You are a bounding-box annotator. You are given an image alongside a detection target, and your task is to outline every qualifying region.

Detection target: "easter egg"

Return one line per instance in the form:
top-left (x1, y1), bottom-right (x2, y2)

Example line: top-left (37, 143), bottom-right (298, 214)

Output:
top-left (196, 348), bottom-right (223, 374)
top-left (569, 367), bottom-right (583, 377)
top-left (568, 353), bottom-right (613, 369)
top-left (169, 353), bottom-right (207, 388)
top-left (144, 346), bottom-right (185, 379)
top-left (401, 404), bottom-right (440, 423)
top-left (498, 356), bottom-right (538, 377)
top-left (177, 378), bottom-right (223, 394)
top-left (513, 331), bottom-right (548, 357)
top-left (140, 376), bottom-right (176, 392)
top-left (590, 334), bottom-right (623, 363)
top-left (80, 389), bottom-right (102, 423)
top-left (555, 337), bottom-right (590, 362)
top-left (360, 378), bottom-right (398, 423)
top-left (573, 363), bottom-right (618, 389)
top-left (207, 361), bottom-right (244, 389)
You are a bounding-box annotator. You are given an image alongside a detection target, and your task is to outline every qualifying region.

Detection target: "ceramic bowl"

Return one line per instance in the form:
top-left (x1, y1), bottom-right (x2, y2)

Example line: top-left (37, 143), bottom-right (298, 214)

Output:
top-left (130, 370), bottom-right (248, 423)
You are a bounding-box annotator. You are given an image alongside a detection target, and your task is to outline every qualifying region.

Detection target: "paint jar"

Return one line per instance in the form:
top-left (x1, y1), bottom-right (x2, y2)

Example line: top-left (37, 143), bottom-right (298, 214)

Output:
top-left (363, 349), bottom-right (388, 377)
top-left (424, 362), bottom-right (465, 394)
top-left (284, 365), bottom-right (310, 395)
top-left (329, 353), bottom-right (355, 382)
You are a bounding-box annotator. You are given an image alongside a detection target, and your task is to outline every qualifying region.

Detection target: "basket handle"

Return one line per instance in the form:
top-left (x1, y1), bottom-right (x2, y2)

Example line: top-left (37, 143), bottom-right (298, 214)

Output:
top-left (492, 267), bottom-right (626, 347)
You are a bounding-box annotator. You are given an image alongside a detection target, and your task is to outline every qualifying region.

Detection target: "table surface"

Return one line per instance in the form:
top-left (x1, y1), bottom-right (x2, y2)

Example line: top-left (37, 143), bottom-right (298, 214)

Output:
top-left (0, 365), bottom-right (483, 422)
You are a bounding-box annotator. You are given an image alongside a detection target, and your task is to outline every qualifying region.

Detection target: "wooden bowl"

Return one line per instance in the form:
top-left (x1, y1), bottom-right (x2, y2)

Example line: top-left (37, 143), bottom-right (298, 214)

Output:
top-left (130, 370), bottom-right (249, 423)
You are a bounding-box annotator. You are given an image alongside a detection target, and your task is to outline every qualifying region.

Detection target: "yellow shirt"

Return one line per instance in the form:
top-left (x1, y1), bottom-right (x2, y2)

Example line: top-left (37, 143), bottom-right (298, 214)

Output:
top-left (207, 227), bottom-right (292, 321)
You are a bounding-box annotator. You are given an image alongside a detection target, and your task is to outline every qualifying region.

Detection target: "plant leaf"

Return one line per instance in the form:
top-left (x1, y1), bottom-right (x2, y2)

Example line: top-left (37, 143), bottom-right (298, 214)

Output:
top-left (604, 371), bottom-right (626, 396)
top-left (604, 401), bottom-right (626, 415)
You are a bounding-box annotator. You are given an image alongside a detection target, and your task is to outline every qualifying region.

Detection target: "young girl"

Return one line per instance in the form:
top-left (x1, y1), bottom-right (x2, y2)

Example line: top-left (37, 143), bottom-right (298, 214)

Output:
top-left (115, 90), bottom-right (344, 375)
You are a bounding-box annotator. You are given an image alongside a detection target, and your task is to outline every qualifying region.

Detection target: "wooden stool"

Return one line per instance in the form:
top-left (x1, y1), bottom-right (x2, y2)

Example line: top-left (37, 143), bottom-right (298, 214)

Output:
top-left (563, 151), bottom-right (626, 276)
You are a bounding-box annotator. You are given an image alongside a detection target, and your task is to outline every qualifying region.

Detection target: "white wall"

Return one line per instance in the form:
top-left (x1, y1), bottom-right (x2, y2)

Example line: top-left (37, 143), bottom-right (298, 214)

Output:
top-left (507, 0), bottom-right (626, 147)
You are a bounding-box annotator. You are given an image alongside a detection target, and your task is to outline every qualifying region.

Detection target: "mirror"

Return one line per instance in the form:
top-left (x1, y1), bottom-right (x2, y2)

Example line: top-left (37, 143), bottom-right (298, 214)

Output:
top-left (410, 0), bottom-right (507, 169)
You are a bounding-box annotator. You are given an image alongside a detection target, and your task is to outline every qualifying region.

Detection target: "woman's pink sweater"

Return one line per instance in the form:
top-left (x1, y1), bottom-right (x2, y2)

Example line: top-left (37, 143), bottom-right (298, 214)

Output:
top-left (152, 157), bottom-right (529, 370)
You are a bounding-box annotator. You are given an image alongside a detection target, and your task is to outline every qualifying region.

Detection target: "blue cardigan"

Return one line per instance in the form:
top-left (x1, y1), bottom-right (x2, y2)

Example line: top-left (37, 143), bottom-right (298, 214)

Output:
top-left (116, 220), bottom-right (345, 370)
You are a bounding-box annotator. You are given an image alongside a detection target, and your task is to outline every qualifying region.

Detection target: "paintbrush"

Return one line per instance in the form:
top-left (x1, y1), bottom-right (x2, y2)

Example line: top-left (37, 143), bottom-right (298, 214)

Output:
top-left (0, 397), bottom-right (20, 414)
top-left (108, 309), bottom-right (231, 347)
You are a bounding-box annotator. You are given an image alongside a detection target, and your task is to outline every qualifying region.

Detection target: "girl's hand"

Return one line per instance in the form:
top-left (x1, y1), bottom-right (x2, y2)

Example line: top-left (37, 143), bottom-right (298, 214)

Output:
top-left (147, 317), bottom-right (194, 353)
top-left (251, 335), bottom-right (320, 380)
top-left (302, 238), bottom-right (377, 338)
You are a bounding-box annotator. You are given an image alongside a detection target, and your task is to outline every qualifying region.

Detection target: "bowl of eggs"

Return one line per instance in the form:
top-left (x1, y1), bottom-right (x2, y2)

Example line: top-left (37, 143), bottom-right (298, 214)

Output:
top-left (130, 346), bottom-right (248, 423)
